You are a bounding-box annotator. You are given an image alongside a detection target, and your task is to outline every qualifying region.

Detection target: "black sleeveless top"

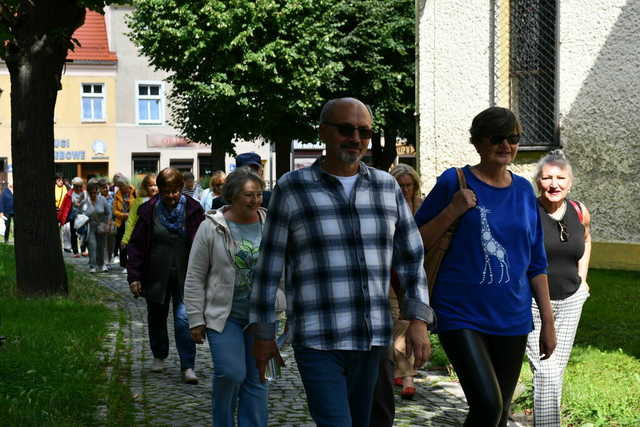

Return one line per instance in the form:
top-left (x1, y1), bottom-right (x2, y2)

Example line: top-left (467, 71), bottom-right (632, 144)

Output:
top-left (538, 200), bottom-right (585, 300)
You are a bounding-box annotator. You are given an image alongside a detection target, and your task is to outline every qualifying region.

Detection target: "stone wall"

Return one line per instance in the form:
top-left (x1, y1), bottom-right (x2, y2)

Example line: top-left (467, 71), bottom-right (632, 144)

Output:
top-left (557, 0), bottom-right (640, 242)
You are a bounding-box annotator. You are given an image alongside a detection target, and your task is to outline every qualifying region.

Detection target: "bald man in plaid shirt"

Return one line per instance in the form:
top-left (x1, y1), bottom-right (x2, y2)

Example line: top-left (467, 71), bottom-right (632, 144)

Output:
top-left (249, 98), bottom-right (434, 427)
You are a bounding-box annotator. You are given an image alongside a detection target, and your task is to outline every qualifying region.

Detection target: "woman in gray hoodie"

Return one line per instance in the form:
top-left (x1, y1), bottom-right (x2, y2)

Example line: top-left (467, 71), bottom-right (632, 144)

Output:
top-left (184, 168), bottom-right (280, 427)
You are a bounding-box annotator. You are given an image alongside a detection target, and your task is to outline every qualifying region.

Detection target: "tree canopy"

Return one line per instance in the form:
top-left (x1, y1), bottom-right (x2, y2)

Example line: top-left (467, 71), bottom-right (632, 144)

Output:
top-left (128, 0), bottom-right (416, 175)
top-left (128, 0), bottom-right (345, 176)
top-left (330, 0), bottom-right (416, 170)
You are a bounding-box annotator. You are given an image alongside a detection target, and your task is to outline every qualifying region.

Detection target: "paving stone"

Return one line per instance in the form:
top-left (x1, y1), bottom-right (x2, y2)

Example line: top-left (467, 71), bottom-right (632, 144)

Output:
top-left (66, 253), bottom-right (531, 426)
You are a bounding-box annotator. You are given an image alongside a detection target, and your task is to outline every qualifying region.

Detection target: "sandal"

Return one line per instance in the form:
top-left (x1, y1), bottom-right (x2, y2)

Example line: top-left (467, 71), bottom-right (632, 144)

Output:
top-left (401, 386), bottom-right (416, 400)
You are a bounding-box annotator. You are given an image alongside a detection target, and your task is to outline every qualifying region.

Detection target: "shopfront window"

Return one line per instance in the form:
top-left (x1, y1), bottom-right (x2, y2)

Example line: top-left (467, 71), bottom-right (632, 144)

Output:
top-left (132, 154), bottom-right (160, 177)
top-left (169, 159), bottom-right (193, 174)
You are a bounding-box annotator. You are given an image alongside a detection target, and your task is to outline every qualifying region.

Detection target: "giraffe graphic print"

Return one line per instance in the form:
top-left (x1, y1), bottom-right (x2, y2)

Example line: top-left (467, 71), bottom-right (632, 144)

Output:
top-left (477, 205), bottom-right (511, 284)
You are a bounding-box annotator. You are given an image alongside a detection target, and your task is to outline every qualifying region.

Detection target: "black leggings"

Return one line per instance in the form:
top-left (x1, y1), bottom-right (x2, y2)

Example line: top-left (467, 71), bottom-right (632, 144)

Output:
top-left (3, 214), bottom-right (13, 243)
top-left (439, 329), bottom-right (527, 427)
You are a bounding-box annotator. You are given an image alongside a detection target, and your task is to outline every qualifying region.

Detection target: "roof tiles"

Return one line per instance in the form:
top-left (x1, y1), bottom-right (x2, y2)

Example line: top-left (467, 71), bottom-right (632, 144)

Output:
top-left (67, 9), bottom-right (117, 63)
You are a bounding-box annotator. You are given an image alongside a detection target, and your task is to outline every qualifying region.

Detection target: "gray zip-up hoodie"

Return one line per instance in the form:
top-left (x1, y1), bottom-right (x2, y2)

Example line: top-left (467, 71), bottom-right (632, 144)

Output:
top-left (184, 206), bottom-right (285, 332)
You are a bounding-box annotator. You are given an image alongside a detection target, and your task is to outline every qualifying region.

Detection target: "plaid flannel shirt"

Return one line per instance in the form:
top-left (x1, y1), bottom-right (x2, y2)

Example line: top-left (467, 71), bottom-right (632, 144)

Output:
top-left (249, 159), bottom-right (433, 351)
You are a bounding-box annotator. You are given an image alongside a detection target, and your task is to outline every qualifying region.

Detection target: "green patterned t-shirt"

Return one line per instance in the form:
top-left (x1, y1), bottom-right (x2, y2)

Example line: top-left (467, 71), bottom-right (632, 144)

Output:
top-left (227, 220), bottom-right (262, 322)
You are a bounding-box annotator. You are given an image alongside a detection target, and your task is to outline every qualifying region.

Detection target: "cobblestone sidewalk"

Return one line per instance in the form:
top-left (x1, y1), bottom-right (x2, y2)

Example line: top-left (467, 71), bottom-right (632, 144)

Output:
top-left (66, 253), bottom-right (528, 426)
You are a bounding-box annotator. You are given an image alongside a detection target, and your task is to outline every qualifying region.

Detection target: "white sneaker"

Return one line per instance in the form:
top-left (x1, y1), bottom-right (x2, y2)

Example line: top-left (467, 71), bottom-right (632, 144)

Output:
top-left (151, 358), bottom-right (165, 373)
top-left (122, 268), bottom-right (127, 275)
top-left (182, 368), bottom-right (198, 384)
top-left (89, 267), bottom-right (96, 273)
top-left (101, 265), bottom-right (109, 272)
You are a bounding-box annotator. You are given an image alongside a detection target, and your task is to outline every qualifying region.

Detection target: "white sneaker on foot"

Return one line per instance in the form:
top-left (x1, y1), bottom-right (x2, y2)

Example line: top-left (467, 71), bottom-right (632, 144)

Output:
top-left (151, 358), bottom-right (165, 373)
top-left (122, 268), bottom-right (127, 275)
top-left (101, 265), bottom-right (109, 272)
top-left (89, 267), bottom-right (96, 273)
top-left (182, 368), bottom-right (198, 384)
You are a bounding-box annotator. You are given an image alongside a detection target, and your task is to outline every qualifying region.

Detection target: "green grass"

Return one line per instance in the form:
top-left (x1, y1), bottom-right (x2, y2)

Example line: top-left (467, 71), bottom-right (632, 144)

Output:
top-left (430, 269), bottom-right (640, 425)
top-left (514, 269), bottom-right (640, 425)
top-left (0, 244), bottom-right (134, 426)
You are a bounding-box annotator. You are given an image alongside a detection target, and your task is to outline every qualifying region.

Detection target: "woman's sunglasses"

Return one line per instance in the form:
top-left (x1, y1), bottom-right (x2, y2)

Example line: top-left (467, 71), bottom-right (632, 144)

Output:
top-left (323, 122), bottom-right (374, 139)
top-left (557, 220), bottom-right (569, 242)
top-left (489, 134), bottom-right (521, 145)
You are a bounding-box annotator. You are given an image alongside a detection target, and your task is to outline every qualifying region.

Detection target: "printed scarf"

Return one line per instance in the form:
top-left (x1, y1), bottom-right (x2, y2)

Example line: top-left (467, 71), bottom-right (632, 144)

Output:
top-left (156, 195), bottom-right (187, 236)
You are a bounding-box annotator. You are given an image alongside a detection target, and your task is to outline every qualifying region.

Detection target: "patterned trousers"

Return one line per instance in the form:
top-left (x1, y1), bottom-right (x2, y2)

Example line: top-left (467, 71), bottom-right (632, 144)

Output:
top-left (526, 282), bottom-right (589, 426)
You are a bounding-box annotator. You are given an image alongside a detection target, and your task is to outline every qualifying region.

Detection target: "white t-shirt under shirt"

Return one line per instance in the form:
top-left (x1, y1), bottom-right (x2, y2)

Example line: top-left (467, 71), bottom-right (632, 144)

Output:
top-left (331, 173), bottom-right (359, 199)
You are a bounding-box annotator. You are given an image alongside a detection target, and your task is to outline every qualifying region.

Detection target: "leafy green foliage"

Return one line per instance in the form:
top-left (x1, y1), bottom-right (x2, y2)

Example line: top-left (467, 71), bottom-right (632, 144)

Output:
top-left (330, 0), bottom-right (416, 141)
top-left (128, 0), bottom-right (416, 170)
top-left (128, 0), bottom-right (344, 156)
top-left (513, 269), bottom-right (640, 425)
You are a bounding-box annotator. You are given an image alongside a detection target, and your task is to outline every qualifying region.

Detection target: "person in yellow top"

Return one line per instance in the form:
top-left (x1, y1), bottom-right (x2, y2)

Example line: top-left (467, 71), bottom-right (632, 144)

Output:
top-left (121, 174), bottom-right (158, 247)
top-left (113, 176), bottom-right (137, 271)
top-left (55, 173), bottom-right (67, 213)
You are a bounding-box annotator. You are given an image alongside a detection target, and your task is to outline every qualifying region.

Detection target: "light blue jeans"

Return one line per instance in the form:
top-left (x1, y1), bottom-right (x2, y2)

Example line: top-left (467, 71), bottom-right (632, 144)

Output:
top-left (206, 318), bottom-right (268, 427)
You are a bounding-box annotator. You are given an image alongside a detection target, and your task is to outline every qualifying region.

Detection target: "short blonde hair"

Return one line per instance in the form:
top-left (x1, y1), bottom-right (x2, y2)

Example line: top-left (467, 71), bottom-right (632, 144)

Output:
top-left (390, 164), bottom-right (421, 195)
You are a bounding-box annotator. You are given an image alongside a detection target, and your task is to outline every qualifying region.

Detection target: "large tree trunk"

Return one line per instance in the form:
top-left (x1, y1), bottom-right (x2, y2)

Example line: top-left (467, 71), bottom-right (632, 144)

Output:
top-left (210, 140), bottom-right (226, 172)
top-left (5, 4), bottom-right (86, 295)
top-left (274, 137), bottom-right (292, 180)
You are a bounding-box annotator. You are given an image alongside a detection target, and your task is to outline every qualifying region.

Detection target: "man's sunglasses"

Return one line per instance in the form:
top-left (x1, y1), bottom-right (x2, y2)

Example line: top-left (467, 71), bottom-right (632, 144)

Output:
top-left (323, 122), bottom-right (374, 140)
top-left (489, 134), bottom-right (521, 145)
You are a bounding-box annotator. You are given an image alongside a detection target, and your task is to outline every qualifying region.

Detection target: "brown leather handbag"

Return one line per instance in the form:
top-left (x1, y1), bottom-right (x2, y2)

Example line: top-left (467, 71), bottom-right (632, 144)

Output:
top-left (424, 168), bottom-right (467, 295)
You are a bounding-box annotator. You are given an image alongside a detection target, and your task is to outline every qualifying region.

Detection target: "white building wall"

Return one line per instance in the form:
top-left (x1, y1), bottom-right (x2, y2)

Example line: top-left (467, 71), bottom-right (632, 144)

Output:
top-left (416, 0), bottom-right (640, 243)
top-left (417, 0), bottom-right (491, 192)
top-left (557, 0), bottom-right (639, 242)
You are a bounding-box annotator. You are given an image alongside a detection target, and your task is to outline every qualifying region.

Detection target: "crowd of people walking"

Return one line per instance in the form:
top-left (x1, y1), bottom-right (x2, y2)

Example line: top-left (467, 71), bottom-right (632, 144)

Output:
top-left (50, 97), bottom-right (591, 427)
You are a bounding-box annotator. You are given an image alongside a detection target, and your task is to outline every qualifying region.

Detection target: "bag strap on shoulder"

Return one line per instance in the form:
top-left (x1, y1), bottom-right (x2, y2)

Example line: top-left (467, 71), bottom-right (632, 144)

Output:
top-left (455, 168), bottom-right (468, 190)
top-left (568, 199), bottom-right (584, 224)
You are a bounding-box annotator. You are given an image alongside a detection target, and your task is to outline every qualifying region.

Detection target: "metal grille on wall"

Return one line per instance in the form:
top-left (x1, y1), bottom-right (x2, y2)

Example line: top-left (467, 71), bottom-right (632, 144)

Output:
top-left (493, 0), bottom-right (558, 149)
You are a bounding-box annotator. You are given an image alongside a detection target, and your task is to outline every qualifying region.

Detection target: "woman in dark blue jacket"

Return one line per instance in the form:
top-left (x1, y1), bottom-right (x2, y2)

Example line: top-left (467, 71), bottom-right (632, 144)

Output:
top-left (0, 184), bottom-right (14, 243)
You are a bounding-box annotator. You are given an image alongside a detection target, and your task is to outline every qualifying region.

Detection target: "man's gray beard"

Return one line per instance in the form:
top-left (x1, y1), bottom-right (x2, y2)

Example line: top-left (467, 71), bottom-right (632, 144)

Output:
top-left (339, 150), bottom-right (361, 164)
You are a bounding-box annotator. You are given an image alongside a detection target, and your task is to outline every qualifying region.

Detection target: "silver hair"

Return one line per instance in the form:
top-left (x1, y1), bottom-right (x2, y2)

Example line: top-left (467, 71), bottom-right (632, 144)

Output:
top-left (116, 175), bottom-right (130, 187)
top-left (71, 176), bottom-right (84, 186)
top-left (222, 167), bottom-right (265, 202)
top-left (319, 98), bottom-right (373, 124)
top-left (534, 149), bottom-right (574, 183)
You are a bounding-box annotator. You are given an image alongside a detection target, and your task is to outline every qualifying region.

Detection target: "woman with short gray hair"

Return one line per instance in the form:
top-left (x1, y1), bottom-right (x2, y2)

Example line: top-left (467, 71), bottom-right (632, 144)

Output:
top-left (527, 149), bottom-right (592, 426)
top-left (84, 179), bottom-right (110, 273)
top-left (184, 167), bottom-right (276, 426)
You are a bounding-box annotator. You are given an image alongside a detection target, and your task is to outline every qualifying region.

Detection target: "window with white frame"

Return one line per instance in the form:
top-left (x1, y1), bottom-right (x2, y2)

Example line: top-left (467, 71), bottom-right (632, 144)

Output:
top-left (81, 83), bottom-right (105, 122)
top-left (137, 82), bottom-right (163, 124)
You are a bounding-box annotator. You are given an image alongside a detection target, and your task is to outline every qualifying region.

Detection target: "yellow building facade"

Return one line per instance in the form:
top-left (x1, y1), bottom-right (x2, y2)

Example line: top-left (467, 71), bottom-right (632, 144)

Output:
top-left (0, 67), bottom-right (118, 184)
top-left (0, 9), bottom-right (118, 185)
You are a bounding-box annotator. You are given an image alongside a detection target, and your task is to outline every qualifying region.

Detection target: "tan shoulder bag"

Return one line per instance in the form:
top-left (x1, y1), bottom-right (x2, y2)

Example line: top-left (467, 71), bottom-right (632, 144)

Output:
top-left (424, 168), bottom-right (468, 295)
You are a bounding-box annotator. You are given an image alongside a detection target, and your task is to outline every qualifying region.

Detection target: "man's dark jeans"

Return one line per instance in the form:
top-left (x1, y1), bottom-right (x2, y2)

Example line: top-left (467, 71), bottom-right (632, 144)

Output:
top-left (294, 345), bottom-right (384, 427)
